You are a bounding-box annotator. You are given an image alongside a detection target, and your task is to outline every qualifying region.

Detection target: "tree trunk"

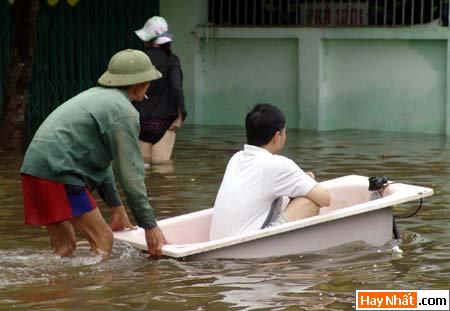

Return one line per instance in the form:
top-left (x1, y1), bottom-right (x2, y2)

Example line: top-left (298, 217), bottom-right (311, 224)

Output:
top-left (1, 0), bottom-right (39, 152)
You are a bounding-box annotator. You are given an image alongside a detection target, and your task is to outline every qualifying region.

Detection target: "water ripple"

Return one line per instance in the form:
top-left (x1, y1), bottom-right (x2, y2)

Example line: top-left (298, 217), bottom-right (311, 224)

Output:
top-left (0, 126), bottom-right (449, 310)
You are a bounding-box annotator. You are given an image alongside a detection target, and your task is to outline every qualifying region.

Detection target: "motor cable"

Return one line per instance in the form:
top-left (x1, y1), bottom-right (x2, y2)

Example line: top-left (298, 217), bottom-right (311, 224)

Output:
top-left (394, 198), bottom-right (424, 218)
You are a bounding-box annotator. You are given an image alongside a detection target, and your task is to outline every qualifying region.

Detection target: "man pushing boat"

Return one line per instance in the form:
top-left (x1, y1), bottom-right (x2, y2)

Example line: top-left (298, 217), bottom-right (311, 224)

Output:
top-left (209, 103), bottom-right (331, 240)
top-left (20, 49), bottom-right (168, 259)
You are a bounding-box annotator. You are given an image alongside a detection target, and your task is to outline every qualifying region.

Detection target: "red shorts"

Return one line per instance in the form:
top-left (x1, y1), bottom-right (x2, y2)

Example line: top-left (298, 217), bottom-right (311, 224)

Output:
top-left (22, 174), bottom-right (97, 225)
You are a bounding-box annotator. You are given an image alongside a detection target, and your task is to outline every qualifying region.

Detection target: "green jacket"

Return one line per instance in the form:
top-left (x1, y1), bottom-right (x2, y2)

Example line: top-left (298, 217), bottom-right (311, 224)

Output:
top-left (21, 87), bottom-right (156, 229)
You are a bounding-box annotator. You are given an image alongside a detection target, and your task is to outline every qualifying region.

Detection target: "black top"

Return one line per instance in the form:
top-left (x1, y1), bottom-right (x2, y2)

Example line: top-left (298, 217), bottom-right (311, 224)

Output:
top-left (133, 46), bottom-right (186, 121)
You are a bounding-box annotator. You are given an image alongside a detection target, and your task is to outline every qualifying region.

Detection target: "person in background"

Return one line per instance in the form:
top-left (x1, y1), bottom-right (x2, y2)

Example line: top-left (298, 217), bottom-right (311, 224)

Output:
top-left (209, 103), bottom-right (331, 240)
top-left (134, 16), bottom-right (186, 166)
top-left (20, 49), bottom-right (168, 259)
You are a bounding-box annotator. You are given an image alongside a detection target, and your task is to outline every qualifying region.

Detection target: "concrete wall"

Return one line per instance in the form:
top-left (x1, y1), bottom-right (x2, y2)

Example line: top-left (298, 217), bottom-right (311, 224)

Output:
top-left (161, 0), bottom-right (208, 124)
top-left (324, 39), bottom-right (447, 133)
top-left (200, 38), bottom-right (299, 127)
top-left (162, 1), bottom-right (450, 135)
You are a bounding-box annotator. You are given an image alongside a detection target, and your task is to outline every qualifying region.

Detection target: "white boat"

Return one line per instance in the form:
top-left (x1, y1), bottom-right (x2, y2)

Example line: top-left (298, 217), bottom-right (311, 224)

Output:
top-left (113, 175), bottom-right (433, 260)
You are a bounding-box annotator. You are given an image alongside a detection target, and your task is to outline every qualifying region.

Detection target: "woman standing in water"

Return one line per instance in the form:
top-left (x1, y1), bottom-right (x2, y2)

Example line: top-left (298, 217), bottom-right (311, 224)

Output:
top-left (134, 16), bottom-right (186, 167)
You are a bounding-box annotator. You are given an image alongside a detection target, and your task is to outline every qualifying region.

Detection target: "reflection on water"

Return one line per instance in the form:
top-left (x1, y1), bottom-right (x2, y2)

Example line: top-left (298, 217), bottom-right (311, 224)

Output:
top-left (0, 126), bottom-right (449, 311)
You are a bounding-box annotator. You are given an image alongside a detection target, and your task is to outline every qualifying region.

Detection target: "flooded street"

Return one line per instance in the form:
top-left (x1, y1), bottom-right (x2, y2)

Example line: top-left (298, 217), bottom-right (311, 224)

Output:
top-left (0, 126), bottom-right (449, 311)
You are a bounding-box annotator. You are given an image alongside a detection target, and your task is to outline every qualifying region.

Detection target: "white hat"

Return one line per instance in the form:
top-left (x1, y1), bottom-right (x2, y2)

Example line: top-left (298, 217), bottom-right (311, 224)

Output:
top-left (135, 16), bottom-right (173, 44)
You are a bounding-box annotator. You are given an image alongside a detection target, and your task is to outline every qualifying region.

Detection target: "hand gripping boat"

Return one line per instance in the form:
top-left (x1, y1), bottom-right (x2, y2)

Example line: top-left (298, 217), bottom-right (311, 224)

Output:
top-left (113, 175), bottom-right (433, 260)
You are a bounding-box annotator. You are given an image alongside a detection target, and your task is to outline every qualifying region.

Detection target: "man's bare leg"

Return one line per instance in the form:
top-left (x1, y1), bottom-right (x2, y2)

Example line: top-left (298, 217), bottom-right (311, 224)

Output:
top-left (47, 221), bottom-right (77, 256)
top-left (283, 197), bottom-right (320, 221)
top-left (69, 208), bottom-right (113, 260)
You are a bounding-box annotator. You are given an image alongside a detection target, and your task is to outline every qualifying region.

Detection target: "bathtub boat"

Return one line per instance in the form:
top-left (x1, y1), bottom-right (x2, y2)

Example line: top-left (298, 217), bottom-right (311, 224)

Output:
top-left (113, 175), bottom-right (433, 260)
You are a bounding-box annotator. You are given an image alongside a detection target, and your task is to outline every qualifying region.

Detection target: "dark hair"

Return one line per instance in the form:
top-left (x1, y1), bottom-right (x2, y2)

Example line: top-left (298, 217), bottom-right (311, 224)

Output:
top-left (245, 103), bottom-right (285, 146)
top-left (144, 41), bottom-right (172, 56)
top-left (159, 42), bottom-right (172, 56)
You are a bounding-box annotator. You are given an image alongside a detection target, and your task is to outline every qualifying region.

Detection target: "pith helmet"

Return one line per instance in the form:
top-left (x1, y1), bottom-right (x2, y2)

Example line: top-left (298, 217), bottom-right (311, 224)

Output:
top-left (98, 49), bottom-right (162, 87)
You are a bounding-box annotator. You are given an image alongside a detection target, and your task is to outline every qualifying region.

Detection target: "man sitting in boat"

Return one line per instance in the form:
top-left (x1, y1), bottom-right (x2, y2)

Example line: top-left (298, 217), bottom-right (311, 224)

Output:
top-left (209, 103), bottom-right (331, 240)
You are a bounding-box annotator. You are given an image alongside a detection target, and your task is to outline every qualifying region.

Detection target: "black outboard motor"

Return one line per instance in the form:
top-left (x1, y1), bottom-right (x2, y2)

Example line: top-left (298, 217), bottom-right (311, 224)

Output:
top-left (368, 176), bottom-right (388, 191)
top-left (368, 176), bottom-right (399, 240)
top-left (368, 176), bottom-right (388, 200)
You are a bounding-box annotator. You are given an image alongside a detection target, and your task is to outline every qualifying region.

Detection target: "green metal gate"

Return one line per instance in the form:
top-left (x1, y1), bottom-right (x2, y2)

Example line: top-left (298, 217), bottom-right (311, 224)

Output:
top-left (1, 0), bottom-right (159, 136)
top-left (0, 0), bottom-right (11, 118)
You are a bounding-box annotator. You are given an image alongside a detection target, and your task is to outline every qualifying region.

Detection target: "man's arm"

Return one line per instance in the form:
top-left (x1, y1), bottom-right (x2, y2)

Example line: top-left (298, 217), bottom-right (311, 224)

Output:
top-left (97, 166), bottom-right (123, 207)
top-left (108, 205), bottom-right (136, 231)
top-left (106, 117), bottom-right (168, 257)
top-left (305, 184), bottom-right (330, 207)
top-left (273, 158), bottom-right (330, 207)
top-left (96, 167), bottom-right (136, 230)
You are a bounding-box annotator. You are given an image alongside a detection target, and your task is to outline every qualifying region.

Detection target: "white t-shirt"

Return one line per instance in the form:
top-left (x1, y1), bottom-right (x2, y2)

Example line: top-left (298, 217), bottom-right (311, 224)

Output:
top-left (209, 144), bottom-right (317, 240)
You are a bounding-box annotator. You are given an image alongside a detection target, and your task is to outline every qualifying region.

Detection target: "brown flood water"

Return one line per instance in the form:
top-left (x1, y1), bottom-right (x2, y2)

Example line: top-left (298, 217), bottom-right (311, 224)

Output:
top-left (0, 126), bottom-right (449, 311)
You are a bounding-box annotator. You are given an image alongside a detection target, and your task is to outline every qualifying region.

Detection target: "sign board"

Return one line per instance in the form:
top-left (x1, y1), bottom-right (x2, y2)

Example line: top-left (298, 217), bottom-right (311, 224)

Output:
top-left (299, 2), bottom-right (369, 26)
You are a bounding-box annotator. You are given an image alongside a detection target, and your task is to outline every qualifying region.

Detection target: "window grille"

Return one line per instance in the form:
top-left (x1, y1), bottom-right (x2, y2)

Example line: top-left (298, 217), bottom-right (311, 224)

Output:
top-left (208, 0), bottom-right (449, 27)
